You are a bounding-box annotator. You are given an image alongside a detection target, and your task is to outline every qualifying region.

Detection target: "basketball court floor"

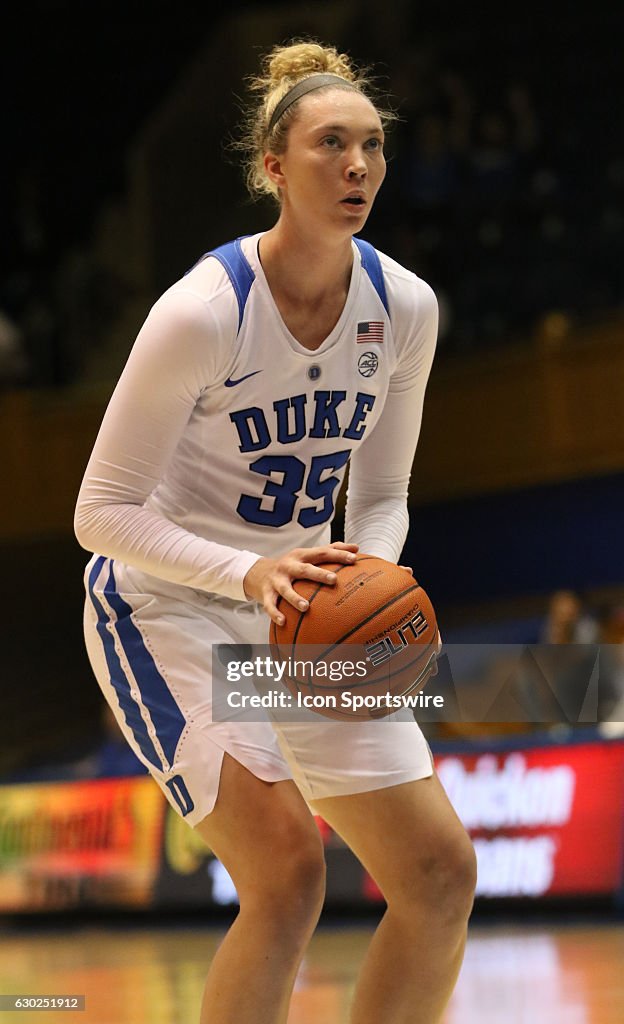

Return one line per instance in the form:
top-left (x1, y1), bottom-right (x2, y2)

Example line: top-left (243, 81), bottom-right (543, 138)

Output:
top-left (1, 918), bottom-right (623, 1023)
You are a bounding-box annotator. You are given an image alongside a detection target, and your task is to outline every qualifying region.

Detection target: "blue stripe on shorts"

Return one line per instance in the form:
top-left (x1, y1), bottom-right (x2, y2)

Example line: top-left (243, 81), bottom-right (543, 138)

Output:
top-left (87, 556), bottom-right (186, 771)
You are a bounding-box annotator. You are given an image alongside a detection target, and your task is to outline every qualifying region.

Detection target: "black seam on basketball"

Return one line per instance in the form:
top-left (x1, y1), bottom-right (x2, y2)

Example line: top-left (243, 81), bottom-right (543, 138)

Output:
top-left (310, 582), bottom-right (421, 663)
top-left (290, 612), bottom-right (305, 663)
top-left (380, 639), bottom-right (438, 690)
top-left (289, 556), bottom-right (378, 659)
top-left (296, 556), bottom-right (379, 615)
top-left (300, 555), bottom-right (379, 614)
top-left (343, 637), bottom-right (437, 691)
top-left (275, 591), bottom-right (304, 663)
top-left (291, 595), bottom-right (313, 658)
top-left (292, 642), bottom-right (435, 720)
top-left (285, 637), bottom-right (437, 694)
top-left (334, 636), bottom-right (437, 691)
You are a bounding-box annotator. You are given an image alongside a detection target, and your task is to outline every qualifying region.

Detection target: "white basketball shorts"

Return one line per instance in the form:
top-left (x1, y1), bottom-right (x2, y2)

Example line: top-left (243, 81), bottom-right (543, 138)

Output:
top-left (83, 555), bottom-right (433, 827)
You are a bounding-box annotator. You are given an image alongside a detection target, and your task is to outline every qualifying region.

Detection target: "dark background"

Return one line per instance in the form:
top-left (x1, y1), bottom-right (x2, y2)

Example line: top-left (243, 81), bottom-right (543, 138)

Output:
top-left (2, 0), bottom-right (624, 777)
top-left (4, 1), bottom-right (622, 302)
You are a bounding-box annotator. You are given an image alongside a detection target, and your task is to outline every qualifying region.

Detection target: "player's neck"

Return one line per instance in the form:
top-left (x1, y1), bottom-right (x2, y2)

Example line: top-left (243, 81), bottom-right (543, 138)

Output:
top-left (259, 221), bottom-right (353, 305)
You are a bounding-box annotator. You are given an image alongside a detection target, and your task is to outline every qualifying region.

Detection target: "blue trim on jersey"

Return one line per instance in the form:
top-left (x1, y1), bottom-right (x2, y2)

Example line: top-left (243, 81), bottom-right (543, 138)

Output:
top-left (100, 562), bottom-right (187, 769)
top-left (354, 238), bottom-right (390, 317)
top-left (87, 557), bottom-right (164, 771)
top-left (208, 238), bottom-right (255, 332)
top-left (187, 235), bottom-right (389, 329)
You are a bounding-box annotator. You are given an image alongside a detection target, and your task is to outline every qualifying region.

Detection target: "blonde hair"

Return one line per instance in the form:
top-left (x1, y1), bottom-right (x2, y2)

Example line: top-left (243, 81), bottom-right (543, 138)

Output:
top-left (236, 40), bottom-right (394, 201)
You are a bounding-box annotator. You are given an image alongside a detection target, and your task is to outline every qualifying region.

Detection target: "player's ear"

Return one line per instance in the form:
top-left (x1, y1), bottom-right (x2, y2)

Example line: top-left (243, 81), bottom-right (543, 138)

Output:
top-left (264, 152), bottom-right (286, 190)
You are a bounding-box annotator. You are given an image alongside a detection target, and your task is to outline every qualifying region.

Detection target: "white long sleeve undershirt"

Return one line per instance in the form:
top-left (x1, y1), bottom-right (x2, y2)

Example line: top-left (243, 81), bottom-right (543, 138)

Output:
top-left (74, 237), bottom-right (438, 601)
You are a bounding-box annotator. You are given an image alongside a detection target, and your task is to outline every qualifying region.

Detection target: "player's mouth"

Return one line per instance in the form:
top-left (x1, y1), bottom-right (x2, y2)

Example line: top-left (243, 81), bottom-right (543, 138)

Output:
top-left (341, 193), bottom-right (367, 208)
top-left (338, 195), bottom-right (366, 214)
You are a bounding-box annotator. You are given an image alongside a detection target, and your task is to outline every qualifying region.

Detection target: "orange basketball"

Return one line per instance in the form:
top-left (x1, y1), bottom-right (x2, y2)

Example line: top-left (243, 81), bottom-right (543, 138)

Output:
top-left (269, 554), bottom-right (439, 720)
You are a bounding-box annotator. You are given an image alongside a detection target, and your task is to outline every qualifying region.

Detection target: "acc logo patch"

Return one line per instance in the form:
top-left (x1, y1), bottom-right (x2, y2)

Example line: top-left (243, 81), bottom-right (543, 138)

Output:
top-left (358, 351), bottom-right (378, 377)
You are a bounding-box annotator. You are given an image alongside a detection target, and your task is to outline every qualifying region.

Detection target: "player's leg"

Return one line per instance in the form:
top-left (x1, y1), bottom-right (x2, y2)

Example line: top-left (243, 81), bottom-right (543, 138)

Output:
top-left (310, 772), bottom-right (476, 1024)
top-left (195, 753), bottom-right (325, 1024)
top-left (83, 559), bottom-right (323, 1024)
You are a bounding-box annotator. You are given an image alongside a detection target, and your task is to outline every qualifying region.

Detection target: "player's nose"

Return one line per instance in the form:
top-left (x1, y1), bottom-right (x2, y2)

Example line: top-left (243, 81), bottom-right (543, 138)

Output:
top-left (346, 148), bottom-right (367, 178)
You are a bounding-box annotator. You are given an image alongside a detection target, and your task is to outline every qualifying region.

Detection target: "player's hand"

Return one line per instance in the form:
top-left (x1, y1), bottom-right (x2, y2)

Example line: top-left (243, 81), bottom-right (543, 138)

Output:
top-left (243, 542), bottom-right (359, 625)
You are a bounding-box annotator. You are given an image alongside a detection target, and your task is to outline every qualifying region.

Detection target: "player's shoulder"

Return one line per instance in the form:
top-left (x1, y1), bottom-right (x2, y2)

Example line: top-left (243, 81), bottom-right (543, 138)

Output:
top-left (155, 237), bottom-right (251, 336)
top-left (375, 247), bottom-right (438, 324)
top-left (368, 246), bottom-right (438, 364)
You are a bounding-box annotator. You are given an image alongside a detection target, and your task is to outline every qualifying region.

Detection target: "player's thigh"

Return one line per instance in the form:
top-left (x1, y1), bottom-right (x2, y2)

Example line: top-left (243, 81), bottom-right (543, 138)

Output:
top-left (83, 557), bottom-right (291, 826)
top-left (195, 752), bottom-right (325, 903)
top-left (311, 772), bottom-right (476, 907)
top-left (272, 716), bottom-right (434, 803)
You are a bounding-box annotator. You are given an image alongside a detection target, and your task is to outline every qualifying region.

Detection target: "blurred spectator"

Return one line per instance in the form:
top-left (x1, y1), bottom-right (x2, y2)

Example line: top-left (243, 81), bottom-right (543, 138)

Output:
top-left (403, 113), bottom-right (463, 216)
top-left (519, 590), bottom-right (599, 731)
top-left (539, 589), bottom-right (598, 644)
top-left (506, 83), bottom-right (540, 161)
top-left (54, 244), bottom-right (133, 384)
top-left (87, 703), bottom-right (147, 778)
top-left (66, 703), bottom-right (146, 780)
top-left (596, 604), bottom-right (624, 731)
top-left (467, 110), bottom-right (521, 204)
top-left (5, 702), bottom-right (145, 783)
top-left (464, 83), bottom-right (540, 213)
top-left (3, 12), bottom-right (621, 382)
top-left (0, 309), bottom-right (30, 385)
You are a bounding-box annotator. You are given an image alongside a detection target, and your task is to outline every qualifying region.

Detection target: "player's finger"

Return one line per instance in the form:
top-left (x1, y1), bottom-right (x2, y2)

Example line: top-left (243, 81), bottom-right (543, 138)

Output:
top-left (328, 541), bottom-right (359, 551)
top-left (298, 546), bottom-right (357, 566)
top-left (264, 589), bottom-right (286, 626)
top-left (291, 562), bottom-right (338, 586)
top-left (275, 577), bottom-right (310, 613)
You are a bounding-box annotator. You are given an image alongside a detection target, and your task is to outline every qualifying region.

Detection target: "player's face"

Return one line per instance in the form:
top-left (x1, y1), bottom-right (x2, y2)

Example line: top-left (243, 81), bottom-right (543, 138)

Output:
top-left (271, 90), bottom-right (386, 234)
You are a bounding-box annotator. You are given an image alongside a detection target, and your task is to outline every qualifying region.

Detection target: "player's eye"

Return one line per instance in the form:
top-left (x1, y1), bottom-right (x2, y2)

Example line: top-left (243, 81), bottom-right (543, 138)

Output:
top-left (365, 137), bottom-right (383, 151)
top-left (321, 135), bottom-right (341, 148)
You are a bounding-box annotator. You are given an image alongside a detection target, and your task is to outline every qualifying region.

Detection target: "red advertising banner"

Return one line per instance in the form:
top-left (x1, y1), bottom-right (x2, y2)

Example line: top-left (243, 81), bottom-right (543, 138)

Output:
top-left (0, 777), bottom-right (164, 911)
top-left (435, 740), bottom-right (624, 898)
top-left (1, 739), bottom-right (623, 913)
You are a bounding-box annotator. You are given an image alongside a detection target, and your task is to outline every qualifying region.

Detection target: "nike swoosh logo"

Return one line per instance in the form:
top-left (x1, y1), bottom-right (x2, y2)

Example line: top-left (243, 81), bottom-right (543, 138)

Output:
top-left (224, 370), bottom-right (263, 387)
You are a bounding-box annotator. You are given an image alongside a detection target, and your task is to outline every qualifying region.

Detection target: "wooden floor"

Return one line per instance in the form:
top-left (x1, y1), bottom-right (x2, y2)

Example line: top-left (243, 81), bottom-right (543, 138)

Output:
top-left (1, 918), bottom-right (623, 1023)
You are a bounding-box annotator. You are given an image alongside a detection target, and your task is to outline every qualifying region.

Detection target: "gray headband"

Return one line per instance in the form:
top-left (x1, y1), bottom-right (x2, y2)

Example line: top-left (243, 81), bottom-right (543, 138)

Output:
top-left (267, 73), bottom-right (357, 134)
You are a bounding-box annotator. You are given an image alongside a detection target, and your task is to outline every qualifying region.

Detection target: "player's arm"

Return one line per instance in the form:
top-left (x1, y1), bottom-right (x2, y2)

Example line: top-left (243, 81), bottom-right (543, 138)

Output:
top-left (75, 288), bottom-right (358, 611)
top-left (74, 289), bottom-right (261, 601)
top-left (344, 278), bottom-right (438, 563)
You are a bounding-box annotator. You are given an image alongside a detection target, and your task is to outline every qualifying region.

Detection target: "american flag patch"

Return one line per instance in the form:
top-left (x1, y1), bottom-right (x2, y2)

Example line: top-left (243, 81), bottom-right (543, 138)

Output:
top-left (357, 321), bottom-right (384, 343)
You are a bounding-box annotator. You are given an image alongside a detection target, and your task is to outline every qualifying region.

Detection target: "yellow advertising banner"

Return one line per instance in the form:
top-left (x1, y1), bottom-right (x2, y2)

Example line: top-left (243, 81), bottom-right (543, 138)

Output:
top-left (0, 776), bottom-right (164, 911)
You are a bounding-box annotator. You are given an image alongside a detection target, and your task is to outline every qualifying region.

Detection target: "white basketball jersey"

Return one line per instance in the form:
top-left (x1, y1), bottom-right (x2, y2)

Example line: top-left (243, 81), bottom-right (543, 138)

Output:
top-left (149, 234), bottom-right (397, 555)
top-left (75, 233), bottom-right (438, 601)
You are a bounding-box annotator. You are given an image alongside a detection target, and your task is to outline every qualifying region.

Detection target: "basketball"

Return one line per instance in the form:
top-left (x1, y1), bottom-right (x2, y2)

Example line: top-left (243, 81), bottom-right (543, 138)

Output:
top-left (269, 554), bottom-right (439, 720)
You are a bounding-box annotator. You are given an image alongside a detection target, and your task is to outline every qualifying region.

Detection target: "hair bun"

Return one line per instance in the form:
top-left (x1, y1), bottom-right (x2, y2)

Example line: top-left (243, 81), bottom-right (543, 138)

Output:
top-left (238, 39), bottom-right (390, 202)
top-left (267, 41), bottom-right (354, 88)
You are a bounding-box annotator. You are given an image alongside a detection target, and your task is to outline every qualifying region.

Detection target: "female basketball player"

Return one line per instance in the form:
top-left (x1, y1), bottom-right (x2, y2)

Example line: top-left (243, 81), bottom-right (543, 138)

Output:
top-left (75, 40), bottom-right (476, 1024)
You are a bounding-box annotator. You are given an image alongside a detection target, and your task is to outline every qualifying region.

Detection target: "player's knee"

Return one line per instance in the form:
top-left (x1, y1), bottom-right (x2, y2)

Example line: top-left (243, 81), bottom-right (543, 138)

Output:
top-left (244, 822), bottom-right (326, 927)
top-left (389, 832), bottom-right (477, 927)
top-left (277, 832), bottom-right (327, 915)
top-left (444, 835), bottom-right (477, 920)
top-left (423, 834), bottom-right (476, 925)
